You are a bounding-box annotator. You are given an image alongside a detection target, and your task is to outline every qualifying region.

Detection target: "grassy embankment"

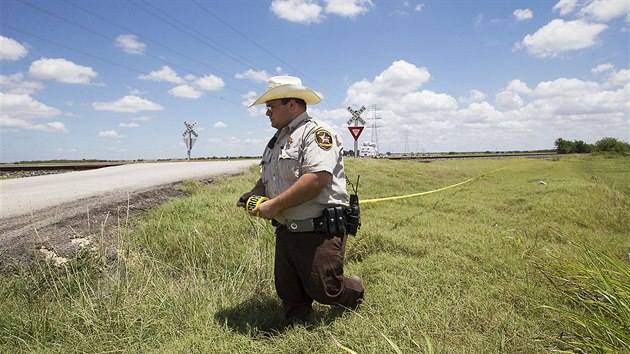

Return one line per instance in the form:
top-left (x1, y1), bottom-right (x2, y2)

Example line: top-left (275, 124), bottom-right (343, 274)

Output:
top-left (1, 155), bottom-right (628, 353)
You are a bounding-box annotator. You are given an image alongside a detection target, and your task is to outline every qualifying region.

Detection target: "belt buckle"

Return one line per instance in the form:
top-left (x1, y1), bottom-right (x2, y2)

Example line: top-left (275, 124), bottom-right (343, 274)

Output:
top-left (286, 219), bottom-right (315, 232)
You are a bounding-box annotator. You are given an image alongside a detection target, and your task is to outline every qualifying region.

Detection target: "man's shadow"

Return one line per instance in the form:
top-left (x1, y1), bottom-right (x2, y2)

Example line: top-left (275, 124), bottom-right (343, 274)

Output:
top-left (215, 294), bottom-right (350, 337)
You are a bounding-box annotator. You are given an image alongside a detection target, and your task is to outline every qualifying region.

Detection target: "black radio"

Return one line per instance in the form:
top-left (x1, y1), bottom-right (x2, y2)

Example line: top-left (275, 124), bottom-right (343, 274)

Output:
top-left (345, 176), bottom-right (361, 236)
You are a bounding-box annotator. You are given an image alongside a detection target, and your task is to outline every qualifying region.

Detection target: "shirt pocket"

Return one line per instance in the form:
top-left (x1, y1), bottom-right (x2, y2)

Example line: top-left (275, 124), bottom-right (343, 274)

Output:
top-left (278, 146), bottom-right (300, 180)
top-left (260, 151), bottom-right (272, 183)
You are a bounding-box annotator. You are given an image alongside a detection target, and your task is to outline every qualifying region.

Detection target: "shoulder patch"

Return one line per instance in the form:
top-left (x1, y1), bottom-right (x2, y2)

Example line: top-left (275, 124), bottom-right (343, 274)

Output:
top-left (315, 129), bottom-right (333, 151)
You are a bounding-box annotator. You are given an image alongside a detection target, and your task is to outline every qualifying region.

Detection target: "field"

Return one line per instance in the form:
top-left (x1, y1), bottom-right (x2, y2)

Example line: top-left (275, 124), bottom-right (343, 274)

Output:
top-left (1, 155), bottom-right (628, 353)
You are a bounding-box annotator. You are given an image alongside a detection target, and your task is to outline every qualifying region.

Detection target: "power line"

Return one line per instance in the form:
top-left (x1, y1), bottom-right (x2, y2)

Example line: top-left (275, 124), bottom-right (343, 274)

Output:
top-left (61, 0), bottom-right (256, 96)
top-left (4, 23), bottom-right (244, 106)
top-left (11, 0), bottom-right (246, 104)
top-left (62, 0), bottom-right (245, 86)
top-left (1, 22), bottom-right (145, 75)
top-left (15, 0), bottom-right (197, 78)
top-left (9, 0), bottom-right (347, 108)
top-left (135, 0), bottom-right (263, 73)
top-left (192, 0), bottom-right (346, 104)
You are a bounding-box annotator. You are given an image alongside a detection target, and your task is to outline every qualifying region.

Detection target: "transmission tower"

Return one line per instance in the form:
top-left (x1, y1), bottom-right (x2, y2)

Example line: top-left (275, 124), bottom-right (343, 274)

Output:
top-left (369, 106), bottom-right (382, 153)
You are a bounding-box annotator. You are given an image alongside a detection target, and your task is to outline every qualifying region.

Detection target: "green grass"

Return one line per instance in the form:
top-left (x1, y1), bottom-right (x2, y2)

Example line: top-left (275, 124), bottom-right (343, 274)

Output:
top-left (1, 155), bottom-right (628, 353)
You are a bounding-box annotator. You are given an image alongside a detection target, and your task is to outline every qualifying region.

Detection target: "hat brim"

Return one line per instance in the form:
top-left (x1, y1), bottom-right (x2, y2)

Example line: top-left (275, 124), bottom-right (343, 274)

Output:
top-left (249, 84), bottom-right (321, 107)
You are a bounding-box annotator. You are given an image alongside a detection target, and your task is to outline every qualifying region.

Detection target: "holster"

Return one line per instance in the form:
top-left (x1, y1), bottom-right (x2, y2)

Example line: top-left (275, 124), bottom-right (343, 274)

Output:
top-left (323, 206), bottom-right (346, 237)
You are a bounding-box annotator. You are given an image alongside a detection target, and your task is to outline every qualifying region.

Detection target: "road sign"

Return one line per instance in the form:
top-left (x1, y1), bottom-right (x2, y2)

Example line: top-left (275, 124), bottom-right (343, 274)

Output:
top-left (347, 106), bottom-right (366, 125)
top-left (347, 105), bottom-right (367, 157)
top-left (183, 121), bottom-right (198, 160)
top-left (348, 126), bottom-right (364, 141)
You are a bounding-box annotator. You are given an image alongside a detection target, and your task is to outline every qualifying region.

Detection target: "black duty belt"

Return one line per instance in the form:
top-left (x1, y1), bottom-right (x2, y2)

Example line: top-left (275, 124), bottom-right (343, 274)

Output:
top-left (272, 206), bottom-right (347, 237)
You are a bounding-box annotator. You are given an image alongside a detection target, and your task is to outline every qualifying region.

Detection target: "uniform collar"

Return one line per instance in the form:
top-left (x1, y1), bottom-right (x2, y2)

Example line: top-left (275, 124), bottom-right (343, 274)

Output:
top-left (279, 111), bottom-right (310, 136)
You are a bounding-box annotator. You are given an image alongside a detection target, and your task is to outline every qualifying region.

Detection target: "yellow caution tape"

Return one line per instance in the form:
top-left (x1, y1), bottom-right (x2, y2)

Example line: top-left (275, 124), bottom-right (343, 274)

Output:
top-left (245, 195), bottom-right (269, 215)
top-left (360, 167), bottom-right (505, 205)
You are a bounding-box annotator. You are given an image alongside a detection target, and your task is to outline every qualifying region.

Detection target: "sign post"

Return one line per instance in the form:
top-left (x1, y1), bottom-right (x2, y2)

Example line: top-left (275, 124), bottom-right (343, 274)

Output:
top-left (347, 106), bottom-right (366, 157)
top-left (183, 121), bottom-right (198, 160)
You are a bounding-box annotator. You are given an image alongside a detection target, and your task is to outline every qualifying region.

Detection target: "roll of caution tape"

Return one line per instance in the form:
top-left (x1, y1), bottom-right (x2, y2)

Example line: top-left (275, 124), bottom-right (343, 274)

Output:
top-left (245, 195), bottom-right (269, 215)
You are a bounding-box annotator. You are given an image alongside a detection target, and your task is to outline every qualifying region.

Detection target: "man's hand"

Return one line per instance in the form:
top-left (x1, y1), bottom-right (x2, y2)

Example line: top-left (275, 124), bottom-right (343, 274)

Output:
top-left (237, 178), bottom-right (266, 208)
top-left (236, 192), bottom-right (254, 208)
top-left (252, 198), bottom-right (280, 220)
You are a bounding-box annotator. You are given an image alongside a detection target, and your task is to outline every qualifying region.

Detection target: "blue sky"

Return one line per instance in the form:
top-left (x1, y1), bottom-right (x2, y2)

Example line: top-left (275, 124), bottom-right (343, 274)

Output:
top-left (1, 0), bottom-right (628, 162)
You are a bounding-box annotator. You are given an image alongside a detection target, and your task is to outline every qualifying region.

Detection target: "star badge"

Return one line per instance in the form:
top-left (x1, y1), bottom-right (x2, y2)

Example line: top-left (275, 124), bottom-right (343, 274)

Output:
top-left (315, 129), bottom-right (333, 151)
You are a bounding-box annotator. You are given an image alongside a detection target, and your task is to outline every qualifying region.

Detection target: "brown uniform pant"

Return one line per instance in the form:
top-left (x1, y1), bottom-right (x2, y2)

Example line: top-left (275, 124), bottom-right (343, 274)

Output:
top-left (274, 228), bottom-right (364, 323)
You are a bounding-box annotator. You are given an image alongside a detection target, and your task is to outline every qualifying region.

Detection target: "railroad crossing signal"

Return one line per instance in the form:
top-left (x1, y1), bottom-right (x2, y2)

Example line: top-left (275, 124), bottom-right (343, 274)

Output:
top-left (347, 105), bottom-right (366, 157)
top-left (347, 106), bottom-right (366, 125)
top-left (183, 121), bottom-right (198, 160)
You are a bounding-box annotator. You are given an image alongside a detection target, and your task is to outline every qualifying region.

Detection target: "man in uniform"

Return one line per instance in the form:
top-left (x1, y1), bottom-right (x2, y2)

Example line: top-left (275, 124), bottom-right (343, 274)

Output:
top-left (237, 76), bottom-right (364, 325)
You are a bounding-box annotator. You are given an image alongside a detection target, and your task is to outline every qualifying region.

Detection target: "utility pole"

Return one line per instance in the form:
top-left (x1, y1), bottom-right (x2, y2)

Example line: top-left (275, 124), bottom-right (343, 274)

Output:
top-left (182, 121), bottom-right (198, 160)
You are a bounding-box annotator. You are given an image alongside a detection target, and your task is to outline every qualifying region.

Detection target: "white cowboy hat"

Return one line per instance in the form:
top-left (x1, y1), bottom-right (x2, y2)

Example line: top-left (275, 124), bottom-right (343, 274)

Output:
top-left (249, 76), bottom-right (321, 107)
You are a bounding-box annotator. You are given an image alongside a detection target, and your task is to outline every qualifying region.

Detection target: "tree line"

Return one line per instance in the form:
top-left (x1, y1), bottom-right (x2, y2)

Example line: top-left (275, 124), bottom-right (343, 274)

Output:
top-left (555, 137), bottom-right (630, 155)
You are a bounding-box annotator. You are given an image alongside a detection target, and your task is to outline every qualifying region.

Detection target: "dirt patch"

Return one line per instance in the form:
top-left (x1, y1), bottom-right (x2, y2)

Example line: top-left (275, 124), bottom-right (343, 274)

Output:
top-left (0, 181), bottom-right (193, 272)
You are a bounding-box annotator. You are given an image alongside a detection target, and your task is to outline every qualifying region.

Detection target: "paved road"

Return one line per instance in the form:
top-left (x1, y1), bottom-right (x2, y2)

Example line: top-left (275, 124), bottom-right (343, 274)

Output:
top-left (0, 160), bottom-right (257, 219)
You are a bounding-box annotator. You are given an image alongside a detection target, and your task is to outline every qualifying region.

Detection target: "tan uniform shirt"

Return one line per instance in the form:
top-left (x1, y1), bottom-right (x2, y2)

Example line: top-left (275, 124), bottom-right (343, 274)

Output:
top-left (261, 112), bottom-right (349, 224)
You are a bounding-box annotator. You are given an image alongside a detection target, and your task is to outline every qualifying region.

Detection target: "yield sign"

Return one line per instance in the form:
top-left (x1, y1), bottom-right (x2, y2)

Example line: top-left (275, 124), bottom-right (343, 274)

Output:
top-left (348, 126), bottom-right (364, 141)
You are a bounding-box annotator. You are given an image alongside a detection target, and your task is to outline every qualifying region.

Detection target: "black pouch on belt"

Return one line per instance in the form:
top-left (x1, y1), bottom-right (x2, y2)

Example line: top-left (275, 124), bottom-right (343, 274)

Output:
top-left (323, 206), bottom-right (346, 237)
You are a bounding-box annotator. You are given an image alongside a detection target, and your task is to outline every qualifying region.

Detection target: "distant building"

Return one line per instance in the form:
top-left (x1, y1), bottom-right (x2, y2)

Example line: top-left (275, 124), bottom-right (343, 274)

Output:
top-left (359, 142), bottom-right (378, 158)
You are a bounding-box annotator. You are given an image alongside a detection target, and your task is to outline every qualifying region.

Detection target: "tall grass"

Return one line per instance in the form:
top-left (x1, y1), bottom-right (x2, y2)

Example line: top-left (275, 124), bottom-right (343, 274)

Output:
top-left (1, 155), bottom-right (628, 353)
top-left (539, 244), bottom-right (629, 352)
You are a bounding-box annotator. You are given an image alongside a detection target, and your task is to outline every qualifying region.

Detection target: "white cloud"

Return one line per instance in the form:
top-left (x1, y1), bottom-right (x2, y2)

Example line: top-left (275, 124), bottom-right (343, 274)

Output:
top-left (0, 92), bottom-right (61, 119)
top-left (592, 63), bottom-right (614, 73)
top-left (517, 19), bottom-right (607, 58)
top-left (29, 58), bottom-right (98, 84)
top-left (458, 89), bottom-right (486, 104)
top-left (553, 0), bottom-right (578, 16)
top-left (495, 79), bottom-right (532, 110)
top-left (325, 0), bottom-right (373, 18)
top-left (496, 90), bottom-right (524, 110)
top-left (98, 130), bottom-right (124, 138)
top-left (196, 74), bottom-right (225, 91)
top-left (138, 66), bottom-right (184, 84)
top-left (0, 36), bottom-right (28, 60)
top-left (457, 101), bottom-right (505, 127)
top-left (271, 0), bottom-right (324, 24)
top-left (533, 78), bottom-right (600, 98)
top-left (115, 34), bottom-right (146, 55)
top-left (607, 69), bottom-right (630, 87)
top-left (0, 73), bottom-right (44, 94)
top-left (580, 0), bottom-right (630, 22)
top-left (235, 69), bottom-right (270, 82)
top-left (398, 90), bottom-right (458, 113)
top-left (513, 8), bottom-right (533, 21)
top-left (169, 84), bottom-right (203, 99)
top-left (213, 121), bottom-right (227, 128)
top-left (119, 122), bottom-right (140, 128)
top-left (0, 115), bottom-right (67, 132)
top-left (0, 92), bottom-right (66, 133)
top-left (93, 95), bottom-right (164, 112)
top-left (346, 60), bottom-right (431, 106)
top-left (331, 61), bottom-right (628, 153)
top-left (505, 79), bottom-right (532, 94)
top-left (474, 13), bottom-right (484, 27)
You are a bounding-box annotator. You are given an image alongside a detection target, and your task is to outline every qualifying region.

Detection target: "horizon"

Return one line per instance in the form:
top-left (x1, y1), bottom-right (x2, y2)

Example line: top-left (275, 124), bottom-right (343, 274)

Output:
top-left (1, 0), bottom-right (629, 163)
